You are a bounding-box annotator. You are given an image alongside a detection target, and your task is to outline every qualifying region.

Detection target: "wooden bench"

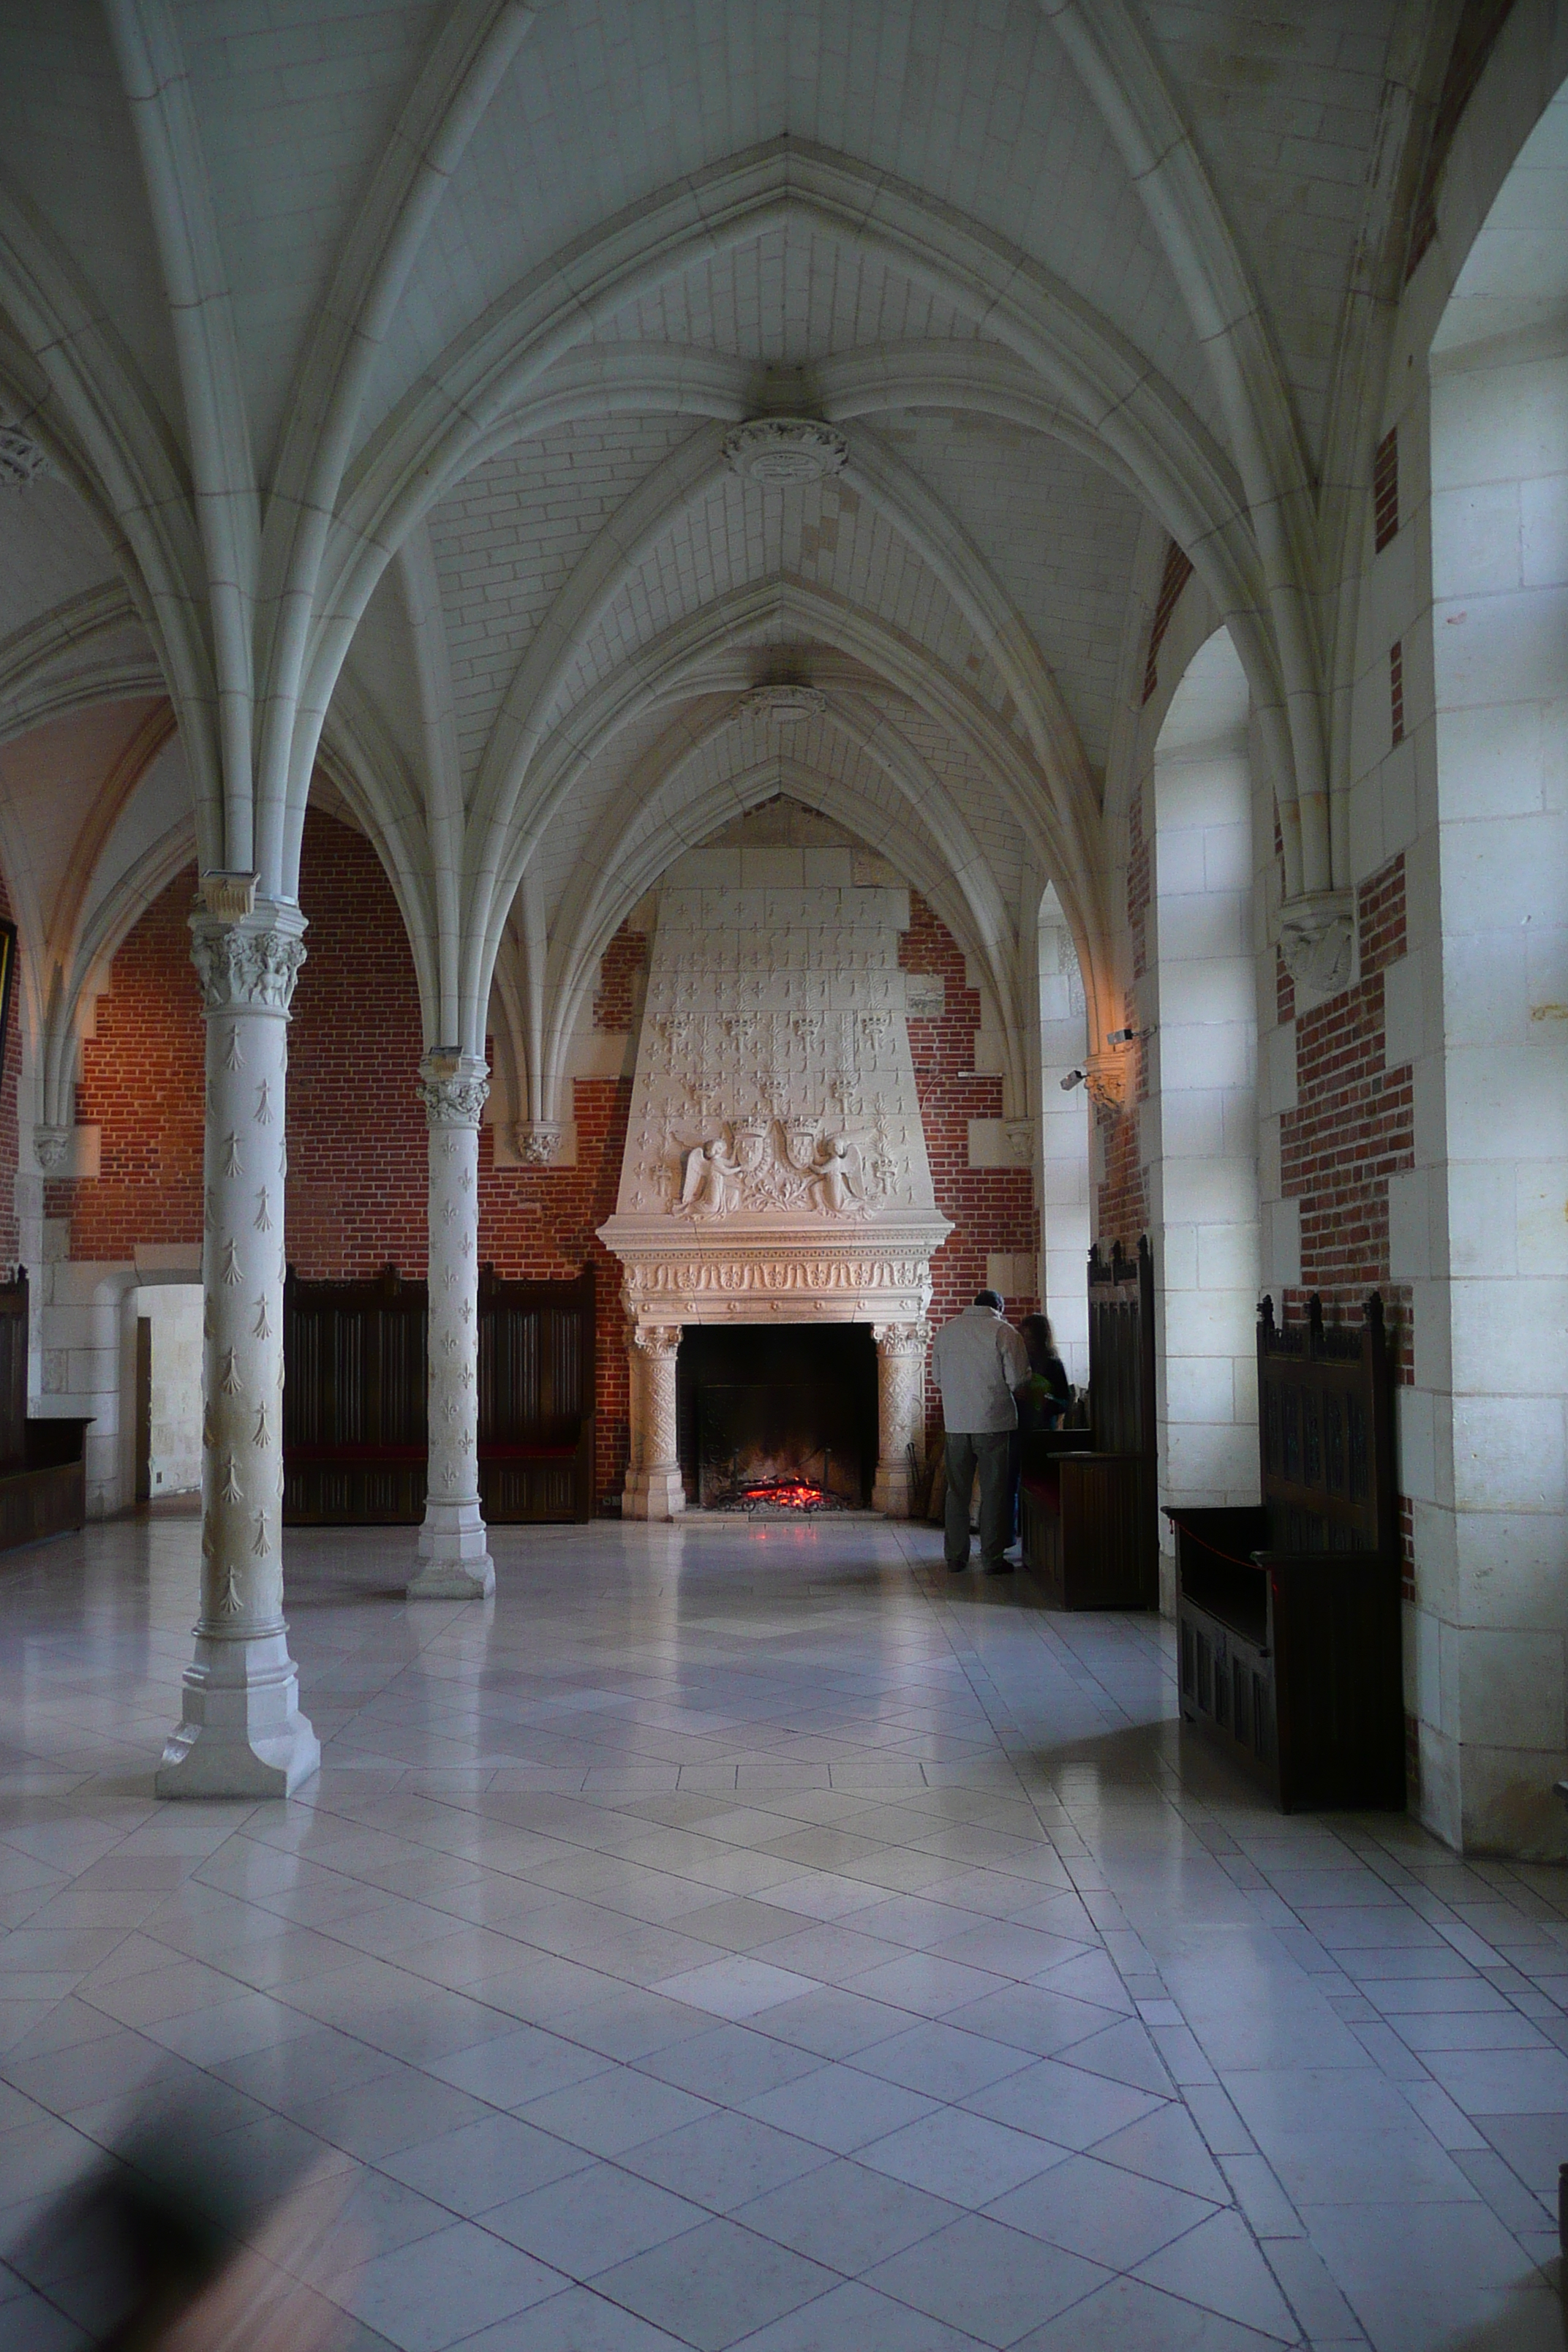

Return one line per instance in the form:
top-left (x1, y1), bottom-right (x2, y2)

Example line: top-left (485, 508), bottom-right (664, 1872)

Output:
top-left (0, 1270), bottom-right (88, 1553)
top-left (1019, 1236), bottom-right (1158, 1610)
top-left (283, 1263), bottom-right (595, 1525)
top-left (1167, 1293), bottom-right (1405, 1812)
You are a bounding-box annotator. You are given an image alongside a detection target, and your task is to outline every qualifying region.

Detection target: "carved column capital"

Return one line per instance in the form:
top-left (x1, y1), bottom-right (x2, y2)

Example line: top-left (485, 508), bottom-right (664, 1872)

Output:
top-left (34, 1124), bottom-right (69, 1172)
top-left (1277, 891), bottom-right (1354, 1003)
top-left (418, 1050), bottom-right (490, 1129)
top-left (1083, 1052), bottom-right (1128, 1112)
top-left (872, 1319), bottom-right (930, 1357)
top-left (515, 1120), bottom-right (562, 1165)
top-left (633, 1322), bottom-right (683, 1358)
top-left (189, 893), bottom-right (307, 1014)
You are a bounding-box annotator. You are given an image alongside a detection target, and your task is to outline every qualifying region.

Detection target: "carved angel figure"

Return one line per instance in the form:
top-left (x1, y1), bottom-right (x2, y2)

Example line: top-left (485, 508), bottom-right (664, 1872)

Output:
top-left (810, 1133), bottom-right (866, 1214)
top-left (679, 1135), bottom-right (741, 1217)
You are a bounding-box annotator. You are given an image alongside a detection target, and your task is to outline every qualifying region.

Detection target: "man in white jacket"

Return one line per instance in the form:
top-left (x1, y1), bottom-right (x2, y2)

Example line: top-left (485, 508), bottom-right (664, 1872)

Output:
top-left (930, 1290), bottom-right (1029, 1575)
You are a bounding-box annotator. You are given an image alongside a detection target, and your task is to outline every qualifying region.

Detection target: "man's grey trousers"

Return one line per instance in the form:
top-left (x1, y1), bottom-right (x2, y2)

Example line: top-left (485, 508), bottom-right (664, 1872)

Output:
top-left (943, 1430), bottom-right (1011, 1571)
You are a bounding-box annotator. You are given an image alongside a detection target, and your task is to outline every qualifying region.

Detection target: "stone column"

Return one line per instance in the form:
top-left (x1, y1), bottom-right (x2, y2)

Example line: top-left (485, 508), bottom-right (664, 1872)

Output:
top-left (157, 887), bottom-right (318, 1798)
top-left (872, 1320), bottom-right (930, 1517)
top-left (410, 1052), bottom-right (495, 1599)
top-left (623, 1322), bottom-right (685, 1518)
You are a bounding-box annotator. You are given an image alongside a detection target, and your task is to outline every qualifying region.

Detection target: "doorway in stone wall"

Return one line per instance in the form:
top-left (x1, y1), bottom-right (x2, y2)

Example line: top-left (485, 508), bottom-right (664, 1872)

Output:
top-left (676, 1324), bottom-right (878, 1510)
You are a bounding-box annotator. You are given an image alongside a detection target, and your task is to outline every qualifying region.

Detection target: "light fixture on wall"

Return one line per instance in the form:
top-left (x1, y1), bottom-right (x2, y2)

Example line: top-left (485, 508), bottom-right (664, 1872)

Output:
top-left (1105, 1025), bottom-right (1153, 1046)
top-left (1060, 1069), bottom-right (1086, 1091)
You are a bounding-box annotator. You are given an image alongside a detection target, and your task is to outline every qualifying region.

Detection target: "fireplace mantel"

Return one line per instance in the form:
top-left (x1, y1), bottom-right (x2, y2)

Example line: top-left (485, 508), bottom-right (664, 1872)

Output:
top-left (599, 856), bottom-right (951, 1518)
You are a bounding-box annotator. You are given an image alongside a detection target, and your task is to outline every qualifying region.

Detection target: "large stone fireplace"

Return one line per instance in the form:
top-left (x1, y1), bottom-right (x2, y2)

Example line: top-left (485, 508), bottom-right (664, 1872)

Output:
top-left (599, 823), bottom-right (950, 1517)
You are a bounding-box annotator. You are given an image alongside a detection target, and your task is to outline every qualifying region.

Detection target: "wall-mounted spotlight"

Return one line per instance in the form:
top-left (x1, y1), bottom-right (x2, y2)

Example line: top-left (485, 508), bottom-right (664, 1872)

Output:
top-left (1060, 1068), bottom-right (1086, 1091)
top-left (1105, 1024), bottom-right (1153, 1046)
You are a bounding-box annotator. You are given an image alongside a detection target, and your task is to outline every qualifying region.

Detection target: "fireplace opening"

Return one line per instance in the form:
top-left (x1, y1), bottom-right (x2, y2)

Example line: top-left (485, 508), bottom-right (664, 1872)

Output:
top-left (677, 1324), bottom-right (879, 1511)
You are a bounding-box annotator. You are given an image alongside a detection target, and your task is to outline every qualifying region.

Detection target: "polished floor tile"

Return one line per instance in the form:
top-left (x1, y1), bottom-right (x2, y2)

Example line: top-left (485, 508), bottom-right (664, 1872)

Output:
top-left (0, 1511), bottom-right (1563, 2348)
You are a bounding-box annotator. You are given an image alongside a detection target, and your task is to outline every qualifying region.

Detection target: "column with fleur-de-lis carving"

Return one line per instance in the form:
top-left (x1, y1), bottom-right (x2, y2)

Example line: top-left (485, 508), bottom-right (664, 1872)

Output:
top-left (157, 882), bottom-right (318, 1797)
top-left (409, 1052), bottom-right (495, 1598)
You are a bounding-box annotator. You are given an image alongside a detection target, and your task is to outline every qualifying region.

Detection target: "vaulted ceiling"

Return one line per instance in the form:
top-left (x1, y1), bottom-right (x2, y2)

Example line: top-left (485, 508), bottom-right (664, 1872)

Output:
top-left (0, 0), bottom-right (1468, 1129)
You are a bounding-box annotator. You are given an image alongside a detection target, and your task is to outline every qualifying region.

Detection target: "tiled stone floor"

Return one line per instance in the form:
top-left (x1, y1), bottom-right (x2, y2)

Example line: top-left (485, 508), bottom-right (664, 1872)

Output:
top-left (0, 1510), bottom-right (1565, 2350)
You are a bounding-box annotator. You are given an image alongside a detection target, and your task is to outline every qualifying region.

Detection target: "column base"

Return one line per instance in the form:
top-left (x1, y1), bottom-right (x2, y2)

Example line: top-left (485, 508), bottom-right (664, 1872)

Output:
top-left (623, 1466), bottom-right (686, 1520)
top-left (410, 1498), bottom-right (495, 1599)
top-left (872, 1458), bottom-right (917, 1518)
top-left (156, 1628), bottom-right (320, 1800)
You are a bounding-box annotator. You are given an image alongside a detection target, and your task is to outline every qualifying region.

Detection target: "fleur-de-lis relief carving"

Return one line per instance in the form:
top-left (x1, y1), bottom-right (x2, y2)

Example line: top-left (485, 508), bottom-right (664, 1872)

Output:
top-left (255, 1079), bottom-right (274, 1126)
top-left (222, 1025), bottom-right (244, 1071)
top-left (254, 1189), bottom-right (273, 1232)
top-left (443, 1266), bottom-right (458, 1289)
top-left (202, 1407), bottom-right (216, 1452)
top-left (253, 1401), bottom-right (271, 1448)
top-left (253, 1297), bottom-right (271, 1340)
top-left (221, 1237), bottom-right (243, 1285)
top-left (219, 1347), bottom-right (241, 1395)
top-left (221, 1131), bottom-right (242, 1177)
top-left (461, 1231), bottom-right (473, 1257)
top-left (219, 1567), bottom-right (244, 1615)
top-left (445, 1398), bottom-right (461, 1422)
top-left (251, 1509), bottom-right (268, 1558)
top-left (460, 1162), bottom-right (472, 1193)
top-left (459, 1300), bottom-right (472, 1324)
top-left (443, 1330), bottom-right (459, 1355)
top-left (442, 1199), bottom-right (458, 1225)
top-left (219, 1453), bottom-right (241, 1504)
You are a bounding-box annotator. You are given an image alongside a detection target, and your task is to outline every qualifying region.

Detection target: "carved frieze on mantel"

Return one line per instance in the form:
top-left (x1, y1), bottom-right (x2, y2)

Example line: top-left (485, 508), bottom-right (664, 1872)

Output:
top-left (1278, 890), bottom-right (1355, 1005)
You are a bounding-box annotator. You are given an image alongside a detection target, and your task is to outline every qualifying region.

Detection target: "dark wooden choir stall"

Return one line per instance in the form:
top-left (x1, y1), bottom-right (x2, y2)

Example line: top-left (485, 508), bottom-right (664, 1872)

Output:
top-left (283, 1264), bottom-right (595, 1525)
top-left (1019, 1236), bottom-right (1159, 1609)
top-left (0, 1270), bottom-right (88, 1553)
top-left (1166, 1293), bottom-right (1404, 1812)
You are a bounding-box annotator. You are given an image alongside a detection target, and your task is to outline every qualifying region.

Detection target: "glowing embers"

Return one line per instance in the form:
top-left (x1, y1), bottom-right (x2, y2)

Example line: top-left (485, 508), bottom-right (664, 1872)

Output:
top-left (679, 1323), bottom-right (878, 1511)
top-left (728, 1477), bottom-right (842, 1515)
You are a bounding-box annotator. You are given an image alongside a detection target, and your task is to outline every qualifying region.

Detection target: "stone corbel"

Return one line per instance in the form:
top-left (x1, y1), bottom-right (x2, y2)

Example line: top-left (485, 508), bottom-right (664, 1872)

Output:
top-left (34, 1124), bottom-right (69, 1172)
top-left (514, 1120), bottom-right (563, 1166)
top-left (1277, 892), bottom-right (1354, 1006)
top-left (1082, 1052), bottom-right (1128, 1112)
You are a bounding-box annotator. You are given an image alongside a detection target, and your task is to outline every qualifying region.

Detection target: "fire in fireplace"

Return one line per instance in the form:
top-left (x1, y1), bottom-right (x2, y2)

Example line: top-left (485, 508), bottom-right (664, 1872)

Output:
top-left (676, 1324), bottom-right (878, 1511)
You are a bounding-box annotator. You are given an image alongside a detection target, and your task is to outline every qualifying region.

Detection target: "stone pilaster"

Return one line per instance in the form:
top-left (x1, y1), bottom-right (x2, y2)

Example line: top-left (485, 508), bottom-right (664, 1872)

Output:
top-left (410, 1052), bottom-right (494, 1599)
top-left (623, 1322), bottom-right (685, 1518)
top-left (157, 889), bottom-right (318, 1798)
top-left (872, 1320), bottom-right (930, 1517)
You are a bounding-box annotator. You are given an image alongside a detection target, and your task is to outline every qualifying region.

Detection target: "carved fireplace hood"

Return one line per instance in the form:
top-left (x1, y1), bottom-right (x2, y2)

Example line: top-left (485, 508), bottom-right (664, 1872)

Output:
top-left (599, 879), bottom-right (951, 1327)
top-left (598, 858), bottom-right (950, 1516)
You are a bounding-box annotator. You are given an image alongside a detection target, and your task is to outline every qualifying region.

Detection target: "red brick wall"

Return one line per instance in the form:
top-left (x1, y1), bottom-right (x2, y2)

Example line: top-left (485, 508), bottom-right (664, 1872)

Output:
top-left (1278, 852), bottom-right (1415, 1599)
top-left (901, 894), bottom-right (1037, 1438)
top-left (1280, 852), bottom-right (1413, 1329)
top-left (594, 928), bottom-right (647, 1030)
top-left (56, 863), bottom-right (205, 1254)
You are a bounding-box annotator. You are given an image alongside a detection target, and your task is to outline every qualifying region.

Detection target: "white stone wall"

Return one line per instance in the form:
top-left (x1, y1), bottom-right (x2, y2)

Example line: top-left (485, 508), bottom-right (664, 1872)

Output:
top-left (1037, 889), bottom-right (1090, 1387)
top-left (1399, 87), bottom-right (1568, 1851)
top-left (143, 1284), bottom-right (202, 1496)
top-left (1143, 632), bottom-right (1262, 1598)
